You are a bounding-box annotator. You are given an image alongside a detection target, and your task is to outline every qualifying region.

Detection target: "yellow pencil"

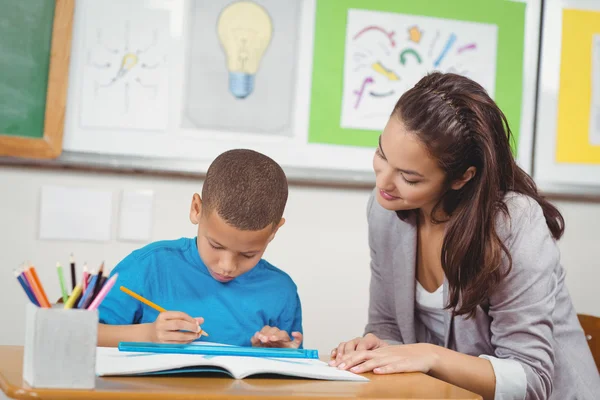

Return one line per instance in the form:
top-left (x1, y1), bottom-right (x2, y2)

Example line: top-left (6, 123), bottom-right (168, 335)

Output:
top-left (64, 285), bottom-right (82, 309)
top-left (119, 286), bottom-right (208, 337)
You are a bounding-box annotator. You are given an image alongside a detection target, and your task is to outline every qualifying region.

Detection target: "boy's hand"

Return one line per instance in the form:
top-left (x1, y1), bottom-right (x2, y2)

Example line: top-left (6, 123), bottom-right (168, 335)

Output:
top-left (251, 326), bottom-right (303, 348)
top-left (149, 311), bottom-right (205, 344)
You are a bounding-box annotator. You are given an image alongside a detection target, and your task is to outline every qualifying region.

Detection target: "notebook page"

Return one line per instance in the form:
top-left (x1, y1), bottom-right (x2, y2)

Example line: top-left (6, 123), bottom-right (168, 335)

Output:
top-left (96, 347), bottom-right (234, 376)
top-left (216, 356), bottom-right (369, 382)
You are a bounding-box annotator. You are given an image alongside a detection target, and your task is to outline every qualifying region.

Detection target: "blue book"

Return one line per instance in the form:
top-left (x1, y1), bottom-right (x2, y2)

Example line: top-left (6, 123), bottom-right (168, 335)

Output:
top-left (118, 342), bottom-right (319, 359)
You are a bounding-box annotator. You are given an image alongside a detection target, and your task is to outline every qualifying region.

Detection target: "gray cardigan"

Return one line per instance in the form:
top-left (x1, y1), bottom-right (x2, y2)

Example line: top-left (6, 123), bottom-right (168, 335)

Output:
top-left (364, 190), bottom-right (600, 400)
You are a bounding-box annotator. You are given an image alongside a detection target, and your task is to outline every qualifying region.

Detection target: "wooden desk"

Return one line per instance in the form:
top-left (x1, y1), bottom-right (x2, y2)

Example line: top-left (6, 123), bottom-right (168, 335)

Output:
top-left (0, 346), bottom-right (481, 399)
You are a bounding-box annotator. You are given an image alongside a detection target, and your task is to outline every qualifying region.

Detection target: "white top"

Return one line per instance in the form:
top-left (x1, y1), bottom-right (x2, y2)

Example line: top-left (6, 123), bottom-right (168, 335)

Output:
top-left (415, 280), bottom-right (527, 400)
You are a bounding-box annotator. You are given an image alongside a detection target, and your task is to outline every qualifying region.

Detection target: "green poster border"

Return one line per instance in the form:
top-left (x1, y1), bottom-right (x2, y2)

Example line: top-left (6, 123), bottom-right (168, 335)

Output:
top-left (307, 0), bottom-right (526, 155)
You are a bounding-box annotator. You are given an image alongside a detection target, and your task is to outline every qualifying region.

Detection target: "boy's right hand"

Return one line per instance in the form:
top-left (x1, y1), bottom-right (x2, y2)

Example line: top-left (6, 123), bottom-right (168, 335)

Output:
top-left (148, 311), bottom-right (205, 344)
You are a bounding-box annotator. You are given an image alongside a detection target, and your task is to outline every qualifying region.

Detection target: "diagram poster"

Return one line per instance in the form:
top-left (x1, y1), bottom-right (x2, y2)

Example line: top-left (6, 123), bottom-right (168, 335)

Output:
top-left (79, 0), bottom-right (171, 131)
top-left (308, 0), bottom-right (526, 151)
top-left (555, 9), bottom-right (600, 164)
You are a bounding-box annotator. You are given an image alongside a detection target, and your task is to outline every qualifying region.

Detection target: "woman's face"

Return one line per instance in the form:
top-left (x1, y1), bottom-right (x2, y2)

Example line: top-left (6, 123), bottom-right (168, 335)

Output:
top-left (373, 116), bottom-right (447, 213)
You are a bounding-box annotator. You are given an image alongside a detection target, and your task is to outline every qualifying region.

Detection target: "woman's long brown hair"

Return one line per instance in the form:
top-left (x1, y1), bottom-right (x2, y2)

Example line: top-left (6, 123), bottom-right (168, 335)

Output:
top-left (394, 72), bottom-right (564, 318)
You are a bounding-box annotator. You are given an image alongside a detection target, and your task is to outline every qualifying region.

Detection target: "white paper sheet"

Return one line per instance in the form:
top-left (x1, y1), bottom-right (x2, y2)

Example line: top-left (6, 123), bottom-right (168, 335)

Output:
top-left (79, 0), bottom-right (172, 130)
top-left (117, 189), bottom-right (154, 242)
top-left (340, 9), bottom-right (498, 132)
top-left (39, 186), bottom-right (113, 242)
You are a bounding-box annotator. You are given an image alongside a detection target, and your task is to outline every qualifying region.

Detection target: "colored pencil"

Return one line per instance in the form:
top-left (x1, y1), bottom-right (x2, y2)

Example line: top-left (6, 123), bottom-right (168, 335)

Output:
top-left (77, 270), bottom-right (98, 309)
top-left (70, 253), bottom-right (76, 291)
top-left (23, 264), bottom-right (51, 308)
top-left (92, 262), bottom-right (105, 299)
top-left (82, 263), bottom-right (89, 292)
top-left (56, 262), bottom-right (68, 303)
top-left (119, 286), bottom-right (208, 337)
top-left (87, 273), bottom-right (118, 310)
top-left (64, 285), bottom-right (82, 309)
top-left (14, 269), bottom-right (39, 306)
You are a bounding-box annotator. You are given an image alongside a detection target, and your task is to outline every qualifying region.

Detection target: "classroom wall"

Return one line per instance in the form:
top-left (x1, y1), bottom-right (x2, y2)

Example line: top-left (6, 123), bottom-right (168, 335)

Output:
top-left (0, 165), bottom-right (599, 353)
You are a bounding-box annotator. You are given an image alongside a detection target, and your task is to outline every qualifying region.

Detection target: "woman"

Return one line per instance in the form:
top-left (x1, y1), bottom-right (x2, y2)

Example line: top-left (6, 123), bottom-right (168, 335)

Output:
top-left (329, 73), bottom-right (600, 400)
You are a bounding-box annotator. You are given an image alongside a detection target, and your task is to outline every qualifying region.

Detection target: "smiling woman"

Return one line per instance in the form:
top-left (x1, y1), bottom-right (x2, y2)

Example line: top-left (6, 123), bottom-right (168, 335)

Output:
top-left (330, 72), bottom-right (600, 400)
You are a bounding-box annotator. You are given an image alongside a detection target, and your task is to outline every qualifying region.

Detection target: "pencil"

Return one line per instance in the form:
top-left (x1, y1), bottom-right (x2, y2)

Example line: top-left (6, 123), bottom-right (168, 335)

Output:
top-left (119, 286), bottom-right (208, 337)
top-left (25, 264), bottom-right (51, 308)
top-left (77, 270), bottom-right (98, 309)
top-left (64, 285), bottom-right (82, 309)
top-left (82, 263), bottom-right (89, 292)
top-left (70, 254), bottom-right (76, 291)
top-left (56, 262), bottom-right (68, 303)
top-left (92, 262), bottom-right (105, 299)
top-left (14, 269), bottom-right (39, 306)
top-left (87, 273), bottom-right (118, 310)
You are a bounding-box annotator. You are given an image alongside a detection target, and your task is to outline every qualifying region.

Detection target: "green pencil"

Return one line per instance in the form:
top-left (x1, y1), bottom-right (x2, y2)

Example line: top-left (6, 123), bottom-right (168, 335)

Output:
top-left (56, 262), bottom-right (68, 303)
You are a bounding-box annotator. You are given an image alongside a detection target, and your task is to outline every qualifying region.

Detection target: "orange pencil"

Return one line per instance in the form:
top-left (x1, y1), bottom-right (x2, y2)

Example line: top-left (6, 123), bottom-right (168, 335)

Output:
top-left (22, 266), bottom-right (50, 308)
top-left (119, 286), bottom-right (208, 337)
top-left (26, 264), bottom-right (51, 308)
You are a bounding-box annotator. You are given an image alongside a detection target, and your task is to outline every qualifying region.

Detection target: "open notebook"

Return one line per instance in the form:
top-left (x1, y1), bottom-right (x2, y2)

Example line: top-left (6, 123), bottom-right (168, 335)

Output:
top-left (96, 345), bottom-right (369, 382)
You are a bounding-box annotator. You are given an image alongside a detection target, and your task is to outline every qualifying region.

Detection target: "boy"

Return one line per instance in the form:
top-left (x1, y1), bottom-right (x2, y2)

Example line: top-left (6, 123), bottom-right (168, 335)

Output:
top-left (98, 149), bottom-right (303, 348)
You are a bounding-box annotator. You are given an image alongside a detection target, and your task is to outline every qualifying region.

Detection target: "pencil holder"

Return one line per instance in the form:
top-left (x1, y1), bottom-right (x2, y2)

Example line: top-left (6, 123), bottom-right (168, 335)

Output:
top-left (23, 302), bottom-right (98, 389)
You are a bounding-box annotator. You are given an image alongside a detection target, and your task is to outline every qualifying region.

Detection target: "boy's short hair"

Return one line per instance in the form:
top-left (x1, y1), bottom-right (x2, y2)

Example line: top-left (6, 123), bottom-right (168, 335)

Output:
top-left (201, 149), bottom-right (288, 231)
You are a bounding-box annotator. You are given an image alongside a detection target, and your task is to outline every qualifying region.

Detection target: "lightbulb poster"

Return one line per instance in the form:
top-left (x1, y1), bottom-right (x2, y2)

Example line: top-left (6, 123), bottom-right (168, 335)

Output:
top-left (182, 0), bottom-right (301, 136)
top-left (308, 0), bottom-right (526, 153)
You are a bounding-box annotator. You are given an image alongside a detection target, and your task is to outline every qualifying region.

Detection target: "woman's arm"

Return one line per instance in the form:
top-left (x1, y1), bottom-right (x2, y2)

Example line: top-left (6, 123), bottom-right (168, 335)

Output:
top-left (333, 343), bottom-right (496, 400)
top-left (431, 346), bottom-right (496, 400)
top-left (485, 196), bottom-right (557, 399)
top-left (364, 192), bottom-right (403, 342)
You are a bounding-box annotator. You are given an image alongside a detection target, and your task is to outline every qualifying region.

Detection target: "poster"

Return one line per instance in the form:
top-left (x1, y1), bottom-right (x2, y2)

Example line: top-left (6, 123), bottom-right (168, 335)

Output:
top-left (79, 0), bottom-right (171, 130)
top-left (182, 0), bottom-right (300, 136)
top-left (588, 34), bottom-right (600, 146)
top-left (308, 0), bottom-right (526, 151)
top-left (340, 10), bottom-right (498, 132)
top-left (555, 8), bottom-right (600, 164)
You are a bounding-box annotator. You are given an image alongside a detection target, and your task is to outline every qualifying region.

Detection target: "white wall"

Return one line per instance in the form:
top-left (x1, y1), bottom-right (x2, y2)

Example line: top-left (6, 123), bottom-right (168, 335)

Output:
top-left (0, 166), bottom-right (599, 353)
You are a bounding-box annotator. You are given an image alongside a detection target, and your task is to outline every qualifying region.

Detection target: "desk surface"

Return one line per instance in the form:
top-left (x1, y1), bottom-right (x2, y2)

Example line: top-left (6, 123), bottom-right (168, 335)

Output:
top-left (0, 346), bottom-right (481, 400)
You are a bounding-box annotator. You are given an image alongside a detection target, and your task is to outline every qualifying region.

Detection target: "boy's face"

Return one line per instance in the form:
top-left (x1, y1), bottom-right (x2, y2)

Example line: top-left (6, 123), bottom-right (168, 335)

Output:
top-left (189, 194), bottom-right (284, 283)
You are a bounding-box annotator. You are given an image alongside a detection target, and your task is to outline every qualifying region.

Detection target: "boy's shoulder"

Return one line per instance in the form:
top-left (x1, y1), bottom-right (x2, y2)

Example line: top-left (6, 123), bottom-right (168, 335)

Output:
top-left (129, 237), bottom-right (193, 261)
top-left (255, 259), bottom-right (298, 290)
top-left (116, 238), bottom-right (194, 275)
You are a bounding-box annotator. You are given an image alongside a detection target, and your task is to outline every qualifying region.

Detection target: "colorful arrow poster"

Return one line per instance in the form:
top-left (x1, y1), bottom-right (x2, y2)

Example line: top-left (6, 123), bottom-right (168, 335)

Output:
top-left (340, 10), bottom-right (497, 132)
top-left (308, 0), bottom-right (526, 152)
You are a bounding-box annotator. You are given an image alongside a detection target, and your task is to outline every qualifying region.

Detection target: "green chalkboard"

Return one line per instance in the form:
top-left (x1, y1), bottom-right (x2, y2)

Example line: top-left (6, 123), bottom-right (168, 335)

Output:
top-left (0, 0), bottom-right (73, 159)
top-left (0, 0), bottom-right (55, 139)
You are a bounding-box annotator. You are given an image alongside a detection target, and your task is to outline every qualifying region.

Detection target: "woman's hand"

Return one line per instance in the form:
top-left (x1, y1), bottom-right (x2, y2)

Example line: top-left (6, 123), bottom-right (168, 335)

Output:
top-left (329, 333), bottom-right (388, 365)
top-left (333, 343), bottom-right (440, 374)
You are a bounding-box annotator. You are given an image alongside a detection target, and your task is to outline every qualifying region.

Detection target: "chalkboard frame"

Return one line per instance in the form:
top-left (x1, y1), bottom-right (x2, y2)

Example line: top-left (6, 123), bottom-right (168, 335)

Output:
top-left (0, 0), bottom-right (74, 159)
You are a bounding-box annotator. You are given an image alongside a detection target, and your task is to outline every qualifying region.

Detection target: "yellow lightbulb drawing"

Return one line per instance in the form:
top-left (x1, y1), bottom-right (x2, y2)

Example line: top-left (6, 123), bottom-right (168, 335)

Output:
top-left (217, 1), bottom-right (273, 99)
top-left (115, 53), bottom-right (139, 80)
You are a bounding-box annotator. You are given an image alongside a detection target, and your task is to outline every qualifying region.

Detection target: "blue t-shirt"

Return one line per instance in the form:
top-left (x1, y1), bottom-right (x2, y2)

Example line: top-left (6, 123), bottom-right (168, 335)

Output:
top-left (98, 237), bottom-right (303, 347)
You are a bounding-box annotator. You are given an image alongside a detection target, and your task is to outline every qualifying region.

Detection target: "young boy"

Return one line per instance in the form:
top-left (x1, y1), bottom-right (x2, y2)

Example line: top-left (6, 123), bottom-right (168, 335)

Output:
top-left (98, 149), bottom-right (302, 348)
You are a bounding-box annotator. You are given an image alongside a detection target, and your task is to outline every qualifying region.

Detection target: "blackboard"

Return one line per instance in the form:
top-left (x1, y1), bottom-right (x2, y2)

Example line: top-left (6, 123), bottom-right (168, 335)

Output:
top-left (0, 0), bottom-right (73, 159)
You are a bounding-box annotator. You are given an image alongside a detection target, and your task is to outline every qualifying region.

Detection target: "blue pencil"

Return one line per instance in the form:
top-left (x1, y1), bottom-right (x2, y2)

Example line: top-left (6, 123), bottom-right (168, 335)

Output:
top-left (77, 270), bottom-right (99, 309)
top-left (14, 269), bottom-right (40, 306)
